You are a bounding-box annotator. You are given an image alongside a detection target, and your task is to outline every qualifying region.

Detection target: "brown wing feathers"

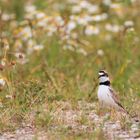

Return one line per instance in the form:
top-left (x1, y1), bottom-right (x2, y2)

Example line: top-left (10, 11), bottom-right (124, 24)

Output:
top-left (109, 88), bottom-right (129, 114)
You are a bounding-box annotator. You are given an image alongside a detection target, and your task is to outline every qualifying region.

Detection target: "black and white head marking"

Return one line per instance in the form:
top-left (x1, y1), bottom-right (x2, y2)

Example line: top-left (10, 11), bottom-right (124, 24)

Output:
top-left (98, 70), bottom-right (110, 86)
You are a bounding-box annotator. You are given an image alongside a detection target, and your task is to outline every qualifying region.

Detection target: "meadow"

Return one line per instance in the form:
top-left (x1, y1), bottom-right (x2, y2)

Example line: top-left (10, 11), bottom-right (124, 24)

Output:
top-left (0, 0), bottom-right (140, 139)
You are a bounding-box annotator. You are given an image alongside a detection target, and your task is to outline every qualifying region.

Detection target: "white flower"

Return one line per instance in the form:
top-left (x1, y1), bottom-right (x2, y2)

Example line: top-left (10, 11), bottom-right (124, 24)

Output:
top-left (103, 0), bottom-right (111, 6)
top-left (85, 25), bottom-right (99, 35)
top-left (37, 18), bottom-right (48, 27)
top-left (20, 26), bottom-right (32, 41)
top-left (1, 60), bottom-right (6, 66)
top-left (131, 0), bottom-right (136, 2)
top-left (15, 53), bottom-right (28, 64)
top-left (33, 44), bottom-right (44, 50)
top-left (72, 5), bottom-right (82, 13)
top-left (0, 78), bottom-right (5, 87)
top-left (55, 16), bottom-right (64, 26)
top-left (27, 39), bottom-right (34, 47)
top-left (67, 21), bottom-right (76, 33)
top-left (36, 12), bottom-right (46, 19)
top-left (84, 15), bottom-right (94, 22)
top-left (25, 5), bottom-right (36, 13)
top-left (4, 44), bottom-right (9, 50)
top-left (5, 95), bottom-right (13, 99)
top-left (110, 3), bottom-right (121, 9)
top-left (80, 1), bottom-right (90, 8)
top-left (2, 13), bottom-right (10, 21)
top-left (47, 25), bottom-right (57, 36)
top-left (67, 0), bottom-right (79, 4)
top-left (124, 21), bottom-right (134, 28)
top-left (2, 13), bottom-right (15, 21)
top-left (92, 13), bottom-right (108, 22)
top-left (77, 17), bottom-right (88, 25)
top-left (63, 45), bottom-right (74, 51)
top-left (97, 49), bottom-right (104, 56)
top-left (87, 5), bottom-right (99, 14)
top-left (15, 53), bottom-right (25, 59)
top-left (127, 27), bottom-right (135, 32)
top-left (27, 39), bottom-right (35, 54)
top-left (77, 48), bottom-right (87, 56)
top-left (105, 24), bottom-right (122, 33)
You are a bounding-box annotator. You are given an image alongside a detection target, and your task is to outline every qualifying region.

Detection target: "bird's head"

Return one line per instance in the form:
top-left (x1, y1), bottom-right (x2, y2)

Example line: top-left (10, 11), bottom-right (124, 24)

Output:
top-left (98, 70), bottom-right (110, 85)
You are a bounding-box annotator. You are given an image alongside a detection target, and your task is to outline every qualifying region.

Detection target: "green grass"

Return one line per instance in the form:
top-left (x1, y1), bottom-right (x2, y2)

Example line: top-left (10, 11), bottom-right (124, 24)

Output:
top-left (0, 0), bottom-right (140, 139)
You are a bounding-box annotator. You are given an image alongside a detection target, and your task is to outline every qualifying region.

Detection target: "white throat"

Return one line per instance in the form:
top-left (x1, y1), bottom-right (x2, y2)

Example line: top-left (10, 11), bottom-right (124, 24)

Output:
top-left (99, 76), bottom-right (109, 83)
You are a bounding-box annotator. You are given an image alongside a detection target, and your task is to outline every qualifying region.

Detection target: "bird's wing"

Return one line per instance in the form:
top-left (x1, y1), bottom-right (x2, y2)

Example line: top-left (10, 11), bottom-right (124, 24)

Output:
top-left (109, 87), bottom-right (127, 113)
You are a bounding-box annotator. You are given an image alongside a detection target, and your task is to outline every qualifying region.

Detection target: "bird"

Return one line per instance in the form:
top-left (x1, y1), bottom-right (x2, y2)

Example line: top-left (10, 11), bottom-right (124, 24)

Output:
top-left (97, 70), bottom-right (128, 114)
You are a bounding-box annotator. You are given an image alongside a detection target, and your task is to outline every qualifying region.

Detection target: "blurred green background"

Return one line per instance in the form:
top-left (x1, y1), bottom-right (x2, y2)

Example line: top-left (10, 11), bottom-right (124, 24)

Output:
top-left (0, 0), bottom-right (140, 139)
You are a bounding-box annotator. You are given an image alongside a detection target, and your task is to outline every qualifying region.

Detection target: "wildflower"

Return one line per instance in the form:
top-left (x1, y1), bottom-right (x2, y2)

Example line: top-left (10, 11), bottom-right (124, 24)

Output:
top-left (105, 23), bottom-right (122, 33)
top-left (25, 5), bottom-right (36, 13)
top-left (37, 18), bottom-right (48, 27)
top-left (67, 0), bottom-right (79, 4)
top-left (55, 16), bottom-right (64, 26)
top-left (2, 13), bottom-right (15, 21)
top-left (22, 26), bottom-right (32, 41)
top-left (0, 78), bottom-right (6, 87)
top-left (5, 95), bottom-right (13, 99)
top-left (92, 13), bottom-right (108, 22)
top-left (2, 13), bottom-right (10, 21)
top-left (124, 21), bottom-right (134, 28)
top-left (80, 1), bottom-right (90, 8)
top-left (103, 0), bottom-right (111, 6)
top-left (127, 27), bottom-right (135, 32)
top-left (47, 25), bottom-right (57, 36)
top-left (77, 16), bottom-right (88, 25)
top-left (77, 48), bottom-right (87, 56)
top-left (110, 3), bottom-right (123, 16)
top-left (14, 27), bottom-right (32, 41)
top-left (72, 5), bottom-right (82, 13)
top-left (97, 49), bottom-right (104, 56)
top-left (15, 53), bottom-right (25, 59)
top-left (66, 21), bottom-right (76, 33)
top-left (36, 12), bottom-right (46, 19)
top-left (110, 3), bottom-right (121, 9)
top-left (63, 45), bottom-right (74, 51)
top-left (3, 40), bottom-right (9, 50)
top-left (0, 59), bottom-right (6, 71)
top-left (33, 44), bottom-right (44, 51)
top-left (85, 25), bottom-right (99, 35)
top-left (4, 43), bottom-right (9, 50)
top-left (87, 5), bottom-right (99, 14)
top-left (26, 39), bottom-right (35, 54)
top-left (15, 53), bottom-right (28, 64)
top-left (1, 59), bottom-right (6, 66)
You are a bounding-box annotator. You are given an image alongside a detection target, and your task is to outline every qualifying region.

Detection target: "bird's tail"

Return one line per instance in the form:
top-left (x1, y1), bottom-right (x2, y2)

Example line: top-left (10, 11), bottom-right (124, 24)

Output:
top-left (120, 106), bottom-right (139, 122)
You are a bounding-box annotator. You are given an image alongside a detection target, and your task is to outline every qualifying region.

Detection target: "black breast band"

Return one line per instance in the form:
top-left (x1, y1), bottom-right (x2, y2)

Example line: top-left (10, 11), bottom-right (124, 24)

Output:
top-left (99, 81), bottom-right (110, 86)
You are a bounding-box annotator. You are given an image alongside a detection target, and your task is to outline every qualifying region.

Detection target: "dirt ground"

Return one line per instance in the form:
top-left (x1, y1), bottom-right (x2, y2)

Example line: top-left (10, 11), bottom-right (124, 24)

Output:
top-left (0, 101), bottom-right (139, 140)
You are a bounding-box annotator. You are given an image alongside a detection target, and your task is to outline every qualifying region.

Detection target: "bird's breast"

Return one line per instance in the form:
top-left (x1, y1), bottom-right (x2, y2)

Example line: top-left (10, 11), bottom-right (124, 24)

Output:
top-left (97, 85), bottom-right (116, 107)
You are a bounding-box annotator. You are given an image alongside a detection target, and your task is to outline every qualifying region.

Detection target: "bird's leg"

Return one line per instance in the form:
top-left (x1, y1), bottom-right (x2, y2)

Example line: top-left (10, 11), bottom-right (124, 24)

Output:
top-left (97, 103), bottom-right (101, 116)
top-left (98, 102), bottom-right (105, 116)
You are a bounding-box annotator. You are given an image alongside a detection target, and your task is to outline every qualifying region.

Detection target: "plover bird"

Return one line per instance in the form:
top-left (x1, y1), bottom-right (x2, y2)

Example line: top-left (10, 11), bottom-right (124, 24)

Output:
top-left (97, 70), bottom-right (128, 114)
